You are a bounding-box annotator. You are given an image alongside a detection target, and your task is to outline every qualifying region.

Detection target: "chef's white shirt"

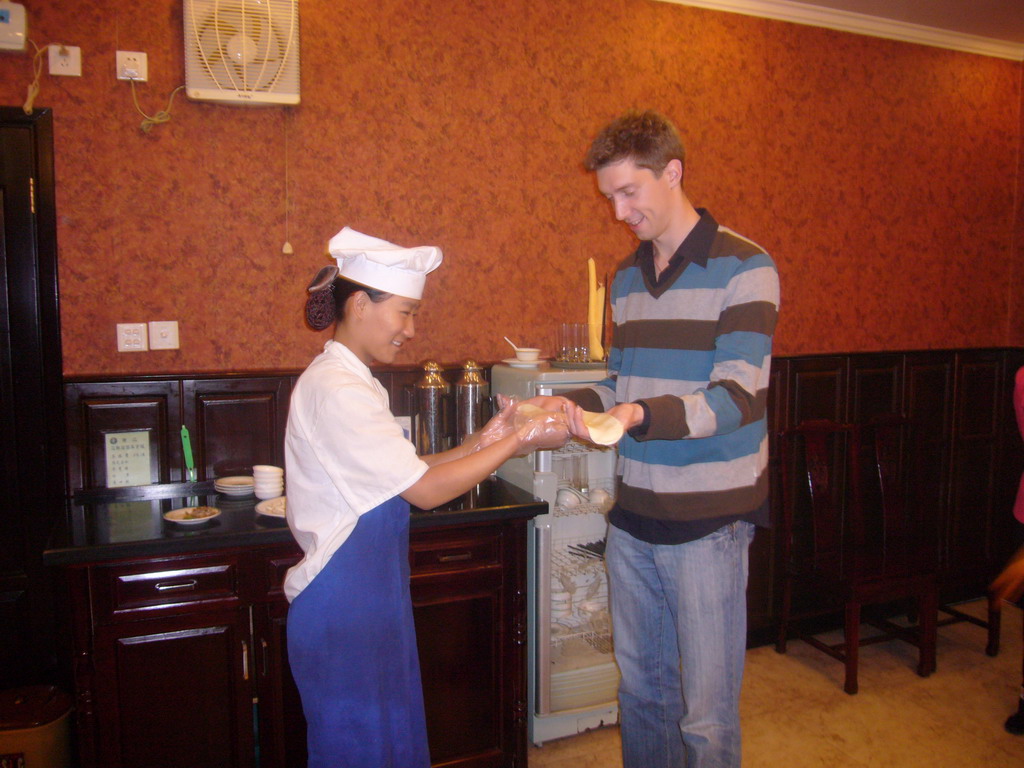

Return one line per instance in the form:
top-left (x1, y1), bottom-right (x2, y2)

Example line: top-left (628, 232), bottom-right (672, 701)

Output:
top-left (283, 340), bottom-right (428, 602)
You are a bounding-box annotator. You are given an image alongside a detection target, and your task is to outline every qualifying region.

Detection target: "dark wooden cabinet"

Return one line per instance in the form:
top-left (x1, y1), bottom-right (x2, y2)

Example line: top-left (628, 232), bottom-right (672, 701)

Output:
top-left (1, 107), bottom-right (66, 689)
top-left (61, 518), bottom-right (531, 768)
top-left (183, 378), bottom-right (292, 480)
top-left (92, 607), bottom-right (253, 768)
top-left (69, 550), bottom-right (257, 768)
top-left (64, 375), bottom-right (293, 491)
top-left (410, 521), bottom-right (528, 767)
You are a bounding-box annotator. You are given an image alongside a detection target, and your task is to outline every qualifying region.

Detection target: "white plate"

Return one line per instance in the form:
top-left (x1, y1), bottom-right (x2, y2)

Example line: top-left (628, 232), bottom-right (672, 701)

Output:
top-left (216, 475), bottom-right (255, 487)
top-left (164, 506), bottom-right (221, 525)
top-left (503, 358), bottom-right (545, 368)
top-left (216, 476), bottom-right (255, 496)
top-left (255, 497), bottom-right (287, 518)
top-left (217, 487), bottom-right (254, 497)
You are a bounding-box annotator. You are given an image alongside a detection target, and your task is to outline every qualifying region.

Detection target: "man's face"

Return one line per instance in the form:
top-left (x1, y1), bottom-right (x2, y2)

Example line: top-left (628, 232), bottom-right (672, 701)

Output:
top-left (595, 158), bottom-right (680, 242)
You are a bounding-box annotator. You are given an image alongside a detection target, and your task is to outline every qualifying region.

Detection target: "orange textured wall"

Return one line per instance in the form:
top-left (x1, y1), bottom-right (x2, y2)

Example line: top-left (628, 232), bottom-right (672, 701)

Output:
top-left (1, 0), bottom-right (1021, 375)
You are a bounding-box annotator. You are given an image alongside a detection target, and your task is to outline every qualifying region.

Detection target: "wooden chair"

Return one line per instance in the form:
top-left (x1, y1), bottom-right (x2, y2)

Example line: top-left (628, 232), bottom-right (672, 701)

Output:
top-left (938, 595), bottom-right (1000, 656)
top-left (776, 417), bottom-right (938, 694)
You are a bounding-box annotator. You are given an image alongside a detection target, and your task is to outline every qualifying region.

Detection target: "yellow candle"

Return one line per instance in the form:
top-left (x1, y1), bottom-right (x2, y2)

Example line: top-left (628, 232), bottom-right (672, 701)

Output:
top-left (588, 258), bottom-right (604, 361)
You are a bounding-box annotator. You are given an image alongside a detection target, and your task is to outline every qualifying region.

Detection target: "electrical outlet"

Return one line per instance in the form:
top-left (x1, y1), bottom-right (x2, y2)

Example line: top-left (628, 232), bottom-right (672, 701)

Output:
top-left (116, 323), bottom-right (148, 352)
top-left (48, 45), bottom-right (82, 77)
top-left (116, 50), bottom-right (148, 81)
top-left (148, 321), bottom-right (179, 350)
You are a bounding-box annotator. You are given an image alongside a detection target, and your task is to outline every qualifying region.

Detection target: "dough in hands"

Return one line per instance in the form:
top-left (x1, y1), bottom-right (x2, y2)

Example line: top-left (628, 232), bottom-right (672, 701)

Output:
top-left (581, 410), bottom-right (624, 445)
top-left (517, 403), bottom-right (623, 446)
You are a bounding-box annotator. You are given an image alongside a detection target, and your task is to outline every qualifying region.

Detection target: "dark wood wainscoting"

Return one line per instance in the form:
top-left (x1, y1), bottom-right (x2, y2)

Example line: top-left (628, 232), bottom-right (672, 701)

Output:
top-left (64, 347), bottom-right (1024, 639)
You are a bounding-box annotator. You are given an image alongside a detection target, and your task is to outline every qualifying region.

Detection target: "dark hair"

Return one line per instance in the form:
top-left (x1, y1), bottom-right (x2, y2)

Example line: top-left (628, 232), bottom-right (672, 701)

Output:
top-left (305, 277), bottom-right (391, 331)
top-left (583, 110), bottom-right (685, 180)
top-left (333, 277), bottom-right (391, 318)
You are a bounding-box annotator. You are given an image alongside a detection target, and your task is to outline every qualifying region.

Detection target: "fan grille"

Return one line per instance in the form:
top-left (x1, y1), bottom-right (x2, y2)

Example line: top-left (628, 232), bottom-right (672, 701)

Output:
top-left (185, 0), bottom-right (300, 105)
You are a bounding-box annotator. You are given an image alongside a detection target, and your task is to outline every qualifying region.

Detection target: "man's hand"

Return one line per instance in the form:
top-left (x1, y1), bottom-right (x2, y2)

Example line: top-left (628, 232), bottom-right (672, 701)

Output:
top-left (608, 402), bottom-right (645, 432)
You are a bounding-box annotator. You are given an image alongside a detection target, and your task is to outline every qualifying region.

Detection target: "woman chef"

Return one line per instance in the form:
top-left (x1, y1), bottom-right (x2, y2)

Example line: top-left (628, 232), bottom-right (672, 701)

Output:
top-left (284, 227), bottom-right (569, 767)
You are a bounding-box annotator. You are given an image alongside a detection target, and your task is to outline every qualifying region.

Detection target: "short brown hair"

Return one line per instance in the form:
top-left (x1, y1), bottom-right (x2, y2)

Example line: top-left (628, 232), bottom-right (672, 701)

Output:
top-left (583, 110), bottom-right (685, 179)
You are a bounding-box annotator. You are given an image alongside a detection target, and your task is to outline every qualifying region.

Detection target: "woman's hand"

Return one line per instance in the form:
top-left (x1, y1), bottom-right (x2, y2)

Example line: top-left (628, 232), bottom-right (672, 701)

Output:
top-left (521, 395), bottom-right (573, 412)
top-left (521, 396), bottom-right (591, 441)
top-left (513, 404), bottom-right (570, 454)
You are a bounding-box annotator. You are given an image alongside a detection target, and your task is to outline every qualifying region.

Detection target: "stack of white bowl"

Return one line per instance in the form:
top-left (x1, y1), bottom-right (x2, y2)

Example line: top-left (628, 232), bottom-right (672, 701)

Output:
top-left (214, 475), bottom-right (255, 496)
top-left (252, 464), bottom-right (284, 500)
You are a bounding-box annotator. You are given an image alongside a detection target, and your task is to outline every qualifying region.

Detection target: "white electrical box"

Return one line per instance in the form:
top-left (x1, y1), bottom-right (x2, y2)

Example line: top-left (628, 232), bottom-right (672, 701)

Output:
top-left (116, 323), bottom-right (148, 352)
top-left (148, 321), bottom-right (179, 350)
top-left (0, 2), bottom-right (27, 52)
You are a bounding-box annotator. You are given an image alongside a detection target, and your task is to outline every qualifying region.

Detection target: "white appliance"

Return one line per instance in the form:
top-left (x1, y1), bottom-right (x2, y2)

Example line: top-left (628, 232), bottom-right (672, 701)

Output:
top-left (0, 1), bottom-right (27, 52)
top-left (491, 363), bottom-right (620, 746)
top-left (184, 0), bottom-right (300, 105)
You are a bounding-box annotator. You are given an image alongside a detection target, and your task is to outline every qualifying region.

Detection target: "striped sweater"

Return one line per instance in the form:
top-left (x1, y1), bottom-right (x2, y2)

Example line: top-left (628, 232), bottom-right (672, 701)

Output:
top-left (572, 209), bottom-right (780, 539)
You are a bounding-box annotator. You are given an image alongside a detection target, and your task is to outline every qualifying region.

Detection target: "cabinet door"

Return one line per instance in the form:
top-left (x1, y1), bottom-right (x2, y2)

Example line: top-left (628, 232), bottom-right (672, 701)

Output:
top-left (411, 522), bottom-right (526, 768)
top-left (91, 608), bottom-right (254, 768)
top-left (0, 107), bottom-right (65, 688)
top-left (183, 377), bottom-right (291, 479)
top-left (947, 350), bottom-right (1005, 595)
top-left (253, 596), bottom-right (307, 768)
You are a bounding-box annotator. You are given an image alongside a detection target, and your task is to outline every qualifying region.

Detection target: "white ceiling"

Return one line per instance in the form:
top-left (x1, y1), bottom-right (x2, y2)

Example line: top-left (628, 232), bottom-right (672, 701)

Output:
top-left (661, 0), bottom-right (1024, 59)
top-left (804, 0), bottom-right (1024, 44)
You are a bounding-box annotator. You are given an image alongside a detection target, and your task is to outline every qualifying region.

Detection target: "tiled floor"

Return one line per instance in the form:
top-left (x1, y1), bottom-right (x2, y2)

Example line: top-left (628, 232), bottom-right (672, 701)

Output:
top-left (527, 600), bottom-right (1024, 767)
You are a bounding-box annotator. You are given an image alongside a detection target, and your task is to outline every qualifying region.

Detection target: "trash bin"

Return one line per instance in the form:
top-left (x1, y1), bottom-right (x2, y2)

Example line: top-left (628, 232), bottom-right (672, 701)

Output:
top-left (0, 686), bottom-right (72, 768)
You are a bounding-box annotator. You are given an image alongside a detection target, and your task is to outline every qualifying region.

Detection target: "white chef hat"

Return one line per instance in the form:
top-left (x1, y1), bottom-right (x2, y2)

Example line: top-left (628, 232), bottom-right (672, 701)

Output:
top-left (328, 226), bottom-right (443, 300)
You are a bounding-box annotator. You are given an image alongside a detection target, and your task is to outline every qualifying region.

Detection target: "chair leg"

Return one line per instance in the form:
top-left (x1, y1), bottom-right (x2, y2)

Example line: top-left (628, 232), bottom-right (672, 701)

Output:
top-left (917, 589), bottom-right (937, 677)
top-left (986, 591), bottom-right (1001, 657)
top-left (844, 601), bottom-right (860, 695)
top-left (775, 574), bottom-right (792, 654)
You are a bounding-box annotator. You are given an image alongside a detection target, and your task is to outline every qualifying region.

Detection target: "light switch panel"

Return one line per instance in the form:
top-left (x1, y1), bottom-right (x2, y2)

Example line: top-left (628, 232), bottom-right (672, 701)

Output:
top-left (148, 321), bottom-right (179, 350)
top-left (117, 323), bottom-right (148, 352)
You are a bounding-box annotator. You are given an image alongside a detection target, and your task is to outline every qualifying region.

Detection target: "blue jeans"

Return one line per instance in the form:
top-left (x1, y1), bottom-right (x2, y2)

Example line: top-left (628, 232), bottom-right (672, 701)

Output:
top-left (607, 520), bottom-right (754, 768)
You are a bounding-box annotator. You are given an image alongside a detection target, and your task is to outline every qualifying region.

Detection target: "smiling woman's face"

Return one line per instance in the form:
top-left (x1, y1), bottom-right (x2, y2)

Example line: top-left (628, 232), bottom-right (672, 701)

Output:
top-left (346, 293), bottom-right (420, 365)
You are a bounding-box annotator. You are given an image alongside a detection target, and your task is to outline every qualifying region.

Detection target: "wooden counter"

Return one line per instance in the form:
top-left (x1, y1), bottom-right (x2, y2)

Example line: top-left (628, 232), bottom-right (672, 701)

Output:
top-left (45, 477), bottom-right (543, 768)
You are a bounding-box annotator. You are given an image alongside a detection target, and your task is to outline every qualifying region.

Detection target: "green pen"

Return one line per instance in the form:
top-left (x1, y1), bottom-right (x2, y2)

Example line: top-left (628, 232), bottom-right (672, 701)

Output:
top-left (181, 425), bottom-right (196, 482)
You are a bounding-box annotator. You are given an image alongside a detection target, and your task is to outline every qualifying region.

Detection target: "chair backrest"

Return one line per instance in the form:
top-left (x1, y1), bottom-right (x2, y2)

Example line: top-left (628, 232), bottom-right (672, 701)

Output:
top-left (780, 415), bottom-right (934, 578)
top-left (780, 419), bottom-right (859, 571)
top-left (862, 413), bottom-right (936, 571)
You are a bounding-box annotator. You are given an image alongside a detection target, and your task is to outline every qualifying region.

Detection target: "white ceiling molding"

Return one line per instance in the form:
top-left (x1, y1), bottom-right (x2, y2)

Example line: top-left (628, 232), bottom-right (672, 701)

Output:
top-left (654, 0), bottom-right (1024, 61)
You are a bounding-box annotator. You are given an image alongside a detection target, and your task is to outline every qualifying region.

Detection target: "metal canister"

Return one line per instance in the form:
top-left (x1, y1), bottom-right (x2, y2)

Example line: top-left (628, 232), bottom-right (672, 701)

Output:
top-left (455, 360), bottom-right (486, 444)
top-left (414, 361), bottom-right (450, 454)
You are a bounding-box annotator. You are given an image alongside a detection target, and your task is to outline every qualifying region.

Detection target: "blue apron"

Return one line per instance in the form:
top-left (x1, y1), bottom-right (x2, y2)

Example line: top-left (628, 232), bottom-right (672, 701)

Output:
top-left (287, 495), bottom-right (429, 768)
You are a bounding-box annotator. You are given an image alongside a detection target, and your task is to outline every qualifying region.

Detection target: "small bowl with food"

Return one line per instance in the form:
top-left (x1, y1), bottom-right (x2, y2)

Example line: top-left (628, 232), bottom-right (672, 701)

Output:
top-left (163, 505), bottom-right (221, 525)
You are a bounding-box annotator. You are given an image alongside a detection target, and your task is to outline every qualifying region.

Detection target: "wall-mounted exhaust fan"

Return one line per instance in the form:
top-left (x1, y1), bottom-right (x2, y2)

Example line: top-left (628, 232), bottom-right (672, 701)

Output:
top-left (184, 0), bottom-right (300, 106)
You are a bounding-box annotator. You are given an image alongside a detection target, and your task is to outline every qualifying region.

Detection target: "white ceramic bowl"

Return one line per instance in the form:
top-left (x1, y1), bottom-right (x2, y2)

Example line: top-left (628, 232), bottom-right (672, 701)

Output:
top-left (252, 464), bottom-right (284, 475)
top-left (514, 347), bottom-right (541, 362)
top-left (555, 488), bottom-right (583, 508)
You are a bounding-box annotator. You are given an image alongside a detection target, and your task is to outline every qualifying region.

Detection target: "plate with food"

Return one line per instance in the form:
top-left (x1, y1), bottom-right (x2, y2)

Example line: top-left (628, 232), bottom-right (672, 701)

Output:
top-left (163, 506), bottom-right (221, 525)
top-left (255, 496), bottom-right (287, 518)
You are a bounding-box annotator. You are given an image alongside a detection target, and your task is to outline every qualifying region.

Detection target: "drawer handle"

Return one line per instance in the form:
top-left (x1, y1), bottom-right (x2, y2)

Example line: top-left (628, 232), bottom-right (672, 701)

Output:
top-left (438, 552), bottom-right (472, 563)
top-left (154, 579), bottom-right (198, 592)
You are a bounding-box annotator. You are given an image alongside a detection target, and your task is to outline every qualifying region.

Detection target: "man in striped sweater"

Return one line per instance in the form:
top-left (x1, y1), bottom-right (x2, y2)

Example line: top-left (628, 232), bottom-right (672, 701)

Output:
top-left (534, 111), bottom-right (779, 767)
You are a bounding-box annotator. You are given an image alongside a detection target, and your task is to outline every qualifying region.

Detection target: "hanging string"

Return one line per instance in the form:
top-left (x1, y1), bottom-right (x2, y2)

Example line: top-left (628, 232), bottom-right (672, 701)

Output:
top-left (282, 112), bottom-right (294, 254)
